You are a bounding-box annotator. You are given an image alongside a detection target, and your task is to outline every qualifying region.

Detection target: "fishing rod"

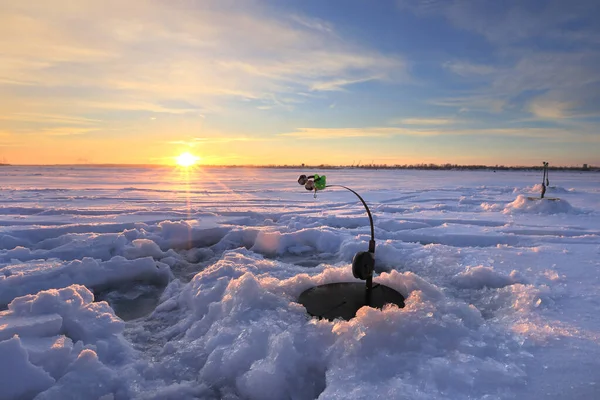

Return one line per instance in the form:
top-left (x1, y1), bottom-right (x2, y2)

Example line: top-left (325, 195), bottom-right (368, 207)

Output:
top-left (298, 174), bottom-right (377, 304)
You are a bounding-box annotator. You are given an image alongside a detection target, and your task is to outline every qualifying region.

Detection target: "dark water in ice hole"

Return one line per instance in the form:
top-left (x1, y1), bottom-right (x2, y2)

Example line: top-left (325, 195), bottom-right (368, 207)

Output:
top-left (96, 284), bottom-right (164, 322)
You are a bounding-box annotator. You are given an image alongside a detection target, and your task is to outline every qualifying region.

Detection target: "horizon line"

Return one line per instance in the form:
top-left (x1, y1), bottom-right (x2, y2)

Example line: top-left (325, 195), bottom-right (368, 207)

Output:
top-left (1, 162), bottom-right (597, 169)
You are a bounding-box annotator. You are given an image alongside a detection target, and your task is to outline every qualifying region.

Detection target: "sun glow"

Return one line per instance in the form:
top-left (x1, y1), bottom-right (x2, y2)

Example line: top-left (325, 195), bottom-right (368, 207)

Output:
top-left (175, 152), bottom-right (200, 167)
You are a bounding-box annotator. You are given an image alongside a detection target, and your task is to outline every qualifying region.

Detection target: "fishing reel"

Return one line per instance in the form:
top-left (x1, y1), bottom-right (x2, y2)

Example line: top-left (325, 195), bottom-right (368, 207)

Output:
top-left (297, 174), bottom-right (374, 281)
top-left (351, 249), bottom-right (374, 280)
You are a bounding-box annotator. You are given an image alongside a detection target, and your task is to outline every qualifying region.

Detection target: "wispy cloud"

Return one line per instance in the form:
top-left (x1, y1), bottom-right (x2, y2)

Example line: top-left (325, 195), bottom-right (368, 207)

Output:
top-left (168, 137), bottom-right (267, 146)
top-left (0, 113), bottom-right (101, 125)
top-left (192, 137), bottom-right (266, 143)
top-left (398, 0), bottom-right (600, 46)
top-left (403, 0), bottom-right (600, 121)
top-left (289, 14), bottom-right (334, 34)
top-left (281, 125), bottom-right (600, 142)
top-left (528, 98), bottom-right (576, 120)
top-left (281, 127), bottom-right (406, 139)
top-left (0, 0), bottom-right (409, 153)
top-left (0, 0), bottom-right (406, 109)
top-left (430, 96), bottom-right (506, 113)
top-left (390, 117), bottom-right (460, 126)
top-left (443, 61), bottom-right (496, 77)
top-left (38, 127), bottom-right (100, 136)
top-left (309, 76), bottom-right (383, 92)
top-left (434, 50), bottom-right (600, 118)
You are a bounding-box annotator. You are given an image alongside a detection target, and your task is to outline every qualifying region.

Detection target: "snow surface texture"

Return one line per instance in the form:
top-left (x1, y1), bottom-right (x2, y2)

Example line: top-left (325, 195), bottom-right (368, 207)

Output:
top-left (1, 166), bottom-right (600, 399)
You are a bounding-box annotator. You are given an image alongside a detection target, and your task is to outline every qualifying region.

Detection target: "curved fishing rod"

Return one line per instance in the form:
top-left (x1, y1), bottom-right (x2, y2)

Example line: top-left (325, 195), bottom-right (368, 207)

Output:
top-left (325, 184), bottom-right (375, 252)
top-left (298, 174), bottom-right (377, 304)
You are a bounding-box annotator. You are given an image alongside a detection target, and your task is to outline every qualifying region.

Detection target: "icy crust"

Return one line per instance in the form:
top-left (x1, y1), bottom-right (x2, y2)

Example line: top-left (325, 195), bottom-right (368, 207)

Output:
top-left (0, 256), bottom-right (173, 306)
top-left (503, 195), bottom-right (576, 214)
top-left (139, 249), bottom-right (528, 400)
top-left (0, 221), bottom-right (229, 263)
top-left (453, 266), bottom-right (524, 290)
top-left (0, 285), bottom-right (136, 400)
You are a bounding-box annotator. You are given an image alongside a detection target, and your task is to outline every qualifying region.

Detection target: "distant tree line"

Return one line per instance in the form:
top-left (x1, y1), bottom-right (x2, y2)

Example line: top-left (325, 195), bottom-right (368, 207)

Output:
top-left (1, 163), bottom-right (597, 171)
top-left (213, 163), bottom-right (598, 171)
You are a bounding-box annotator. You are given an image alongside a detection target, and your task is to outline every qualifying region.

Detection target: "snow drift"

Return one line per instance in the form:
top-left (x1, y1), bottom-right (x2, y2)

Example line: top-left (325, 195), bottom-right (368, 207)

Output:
top-left (503, 195), bottom-right (576, 214)
top-left (0, 256), bottom-right (172, 306)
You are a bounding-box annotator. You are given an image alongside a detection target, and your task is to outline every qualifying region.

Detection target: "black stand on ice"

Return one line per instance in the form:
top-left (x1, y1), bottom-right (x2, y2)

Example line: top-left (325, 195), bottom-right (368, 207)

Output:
top-left (528, 162), bottom-right (559, 202)
top-left (541, 161), bottom-right (549, 199)
top-left (296, 174), bottom-right (405, 321)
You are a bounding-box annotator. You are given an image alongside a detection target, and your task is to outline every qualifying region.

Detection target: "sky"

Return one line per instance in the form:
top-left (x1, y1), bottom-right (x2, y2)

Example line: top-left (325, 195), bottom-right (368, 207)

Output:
top-left (1, 0), bottom-right (599, 166)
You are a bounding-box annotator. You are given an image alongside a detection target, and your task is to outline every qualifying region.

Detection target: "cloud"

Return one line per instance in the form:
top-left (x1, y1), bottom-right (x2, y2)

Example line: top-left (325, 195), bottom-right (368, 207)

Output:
top-left (390, 117), bottom-right (460, 126)
top-left (402, 0), bottom-right (600, 120)
top-left (528, 98), bottom-right (576, 120)
top-left (281, 127), bottom-right (409, 139)
top-left (430, 96), bottom-right (506, 113)
top-left (5, 126), bottom-right (100, 136)
top-left (168, 137), bottom-right (267, 146)
top-left (281, 125), bottom-right (600, 142)
top-left (289, 14), bottom-right (334, 34)
top-left (309, 76), bottom-right (380, 92)
top-left (0, 111), bottom-right (104, 138)
top-left (0, 0), bottom-right (407, 109)
top-left (443, 61), bottom-right (496, 77)
top-left (0, 0), bottom-right (410, 152)
top-left (0, 113), bottom-right (101, 125)
top-left (445, 51), bottom-right (600, 116)
top-left (192, 137), bottom-right (266, 143)
top-left (398, 0), bottom-right (600, 46)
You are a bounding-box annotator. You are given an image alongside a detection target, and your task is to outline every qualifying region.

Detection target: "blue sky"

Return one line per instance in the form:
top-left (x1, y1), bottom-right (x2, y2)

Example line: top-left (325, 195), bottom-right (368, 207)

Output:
top-left (1, 0), bottom-right (599, 165)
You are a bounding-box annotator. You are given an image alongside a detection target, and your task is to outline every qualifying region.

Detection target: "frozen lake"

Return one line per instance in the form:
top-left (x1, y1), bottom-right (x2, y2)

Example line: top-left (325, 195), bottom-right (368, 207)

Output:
top-left (1, 166), bottom-right (599, 399)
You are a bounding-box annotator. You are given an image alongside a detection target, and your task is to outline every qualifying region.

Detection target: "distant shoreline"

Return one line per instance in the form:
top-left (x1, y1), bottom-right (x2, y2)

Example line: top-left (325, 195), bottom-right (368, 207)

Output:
top-left (1, 163), bottom-right (597, 171)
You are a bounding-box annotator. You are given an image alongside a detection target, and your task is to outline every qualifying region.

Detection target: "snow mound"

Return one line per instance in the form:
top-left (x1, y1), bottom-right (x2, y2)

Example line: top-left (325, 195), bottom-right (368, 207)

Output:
top-left (0, 256), bottom-right (173, 306)
top-left (452, 266), bottom-right (524, 289)
top-left (123, 239), bottom-right (165, 259)
top-left (33, 349), bottom-right (118, 400)
top-left (7, 285), bottom-right (125, 344)
top-left (144, 249), bottom-right (526, 400)
top-left (480, 202), bottom-right (503, 212)
top-left (0, 219), bottom-right (230, 264)
top-left (0, 336), bottom-right (55, 400)
top-left (520, 184), bottom-right (574, 194)
top-left (251, 228), bottom-right (343, 256)
top-left (503, 195), bottom-right (575, 214)
top-left (0, 285), bottom-right (136, 399)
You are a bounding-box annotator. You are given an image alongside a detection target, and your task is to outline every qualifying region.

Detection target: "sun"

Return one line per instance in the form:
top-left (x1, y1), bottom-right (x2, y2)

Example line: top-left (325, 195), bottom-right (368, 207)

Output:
top-left (175, 152), bottom-right (200, 168)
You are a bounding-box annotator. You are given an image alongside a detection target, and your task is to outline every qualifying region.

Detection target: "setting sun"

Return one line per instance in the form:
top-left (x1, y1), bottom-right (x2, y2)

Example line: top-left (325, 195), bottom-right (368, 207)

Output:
top-left (175, 152), bottom-right (200, 167)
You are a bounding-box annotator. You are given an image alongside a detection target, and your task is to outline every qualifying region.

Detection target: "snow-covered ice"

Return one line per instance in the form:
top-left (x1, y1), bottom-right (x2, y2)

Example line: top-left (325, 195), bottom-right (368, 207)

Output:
top-left (1, 166), bottom-right (599, 399)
